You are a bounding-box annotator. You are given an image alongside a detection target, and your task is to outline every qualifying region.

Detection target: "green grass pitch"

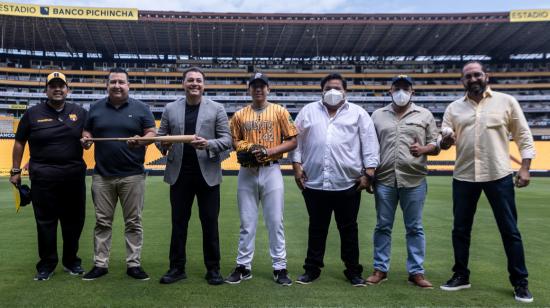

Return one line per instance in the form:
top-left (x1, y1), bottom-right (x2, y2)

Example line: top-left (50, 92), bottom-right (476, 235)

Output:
top-left (0, 176), bottom-right (548, 307)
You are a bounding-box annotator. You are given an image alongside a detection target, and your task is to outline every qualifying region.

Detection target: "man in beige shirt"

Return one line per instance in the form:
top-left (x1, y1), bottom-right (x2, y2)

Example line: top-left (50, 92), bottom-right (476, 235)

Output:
top-left (368, 75), bottom-right (439, 289)
top-left (439, 61), bottom-right (535, 303)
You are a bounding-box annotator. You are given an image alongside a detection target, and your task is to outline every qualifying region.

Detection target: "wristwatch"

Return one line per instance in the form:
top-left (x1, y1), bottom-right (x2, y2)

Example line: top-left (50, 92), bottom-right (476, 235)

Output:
top-left (10, 168), bottom-right (22, 176)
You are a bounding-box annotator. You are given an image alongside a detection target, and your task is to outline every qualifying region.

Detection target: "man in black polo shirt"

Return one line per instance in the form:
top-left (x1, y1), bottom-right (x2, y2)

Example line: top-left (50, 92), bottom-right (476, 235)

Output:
top-left (81, 67), bottom-right (156, 281)
top-left (10, 72), bottom-right (87, 281)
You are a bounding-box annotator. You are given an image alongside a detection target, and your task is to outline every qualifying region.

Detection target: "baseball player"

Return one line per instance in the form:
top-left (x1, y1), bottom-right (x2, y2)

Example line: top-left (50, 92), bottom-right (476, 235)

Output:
top-left (225, 72), bottom-right (298, 286)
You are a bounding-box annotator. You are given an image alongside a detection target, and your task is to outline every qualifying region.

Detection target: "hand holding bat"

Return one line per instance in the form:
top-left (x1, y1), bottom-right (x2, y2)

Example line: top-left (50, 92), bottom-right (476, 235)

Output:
top-left (89, 135), bottom-right (196, 143)
top-left (190, 136), bottom-right (209, 150)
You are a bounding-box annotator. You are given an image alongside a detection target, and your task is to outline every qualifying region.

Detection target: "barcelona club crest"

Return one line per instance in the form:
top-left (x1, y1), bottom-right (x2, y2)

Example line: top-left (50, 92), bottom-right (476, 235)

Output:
top-left (40, 7), bottom-right (50, 16)
top-left (69, 114), bottom-right (78, 122)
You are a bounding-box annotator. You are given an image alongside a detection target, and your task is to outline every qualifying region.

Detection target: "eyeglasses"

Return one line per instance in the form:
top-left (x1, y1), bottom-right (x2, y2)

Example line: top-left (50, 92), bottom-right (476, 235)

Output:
top-left (463, 72), bottom-right (485, 80)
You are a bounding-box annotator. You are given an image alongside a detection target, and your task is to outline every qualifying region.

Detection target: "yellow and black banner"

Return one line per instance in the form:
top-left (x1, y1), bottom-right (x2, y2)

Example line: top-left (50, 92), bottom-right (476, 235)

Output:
top-left (510, 9), bottom-right (550, 23)
top-left (0, 2), bottom-right (138, 20)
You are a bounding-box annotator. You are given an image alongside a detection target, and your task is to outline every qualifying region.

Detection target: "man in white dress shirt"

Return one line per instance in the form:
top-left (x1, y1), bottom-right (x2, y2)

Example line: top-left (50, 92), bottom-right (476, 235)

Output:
top-left (290, 73), bottom-right (380, 287)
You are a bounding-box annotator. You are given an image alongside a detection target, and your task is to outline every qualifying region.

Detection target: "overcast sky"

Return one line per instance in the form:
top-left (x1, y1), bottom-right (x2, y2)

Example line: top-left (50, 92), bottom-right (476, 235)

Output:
top-left (10, 0), bottom-right (550, 14)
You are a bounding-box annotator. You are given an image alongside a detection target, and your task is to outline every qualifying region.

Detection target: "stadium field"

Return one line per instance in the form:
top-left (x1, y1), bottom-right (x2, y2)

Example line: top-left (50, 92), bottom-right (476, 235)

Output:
top-left (0, 176), bottom-right (548, 307)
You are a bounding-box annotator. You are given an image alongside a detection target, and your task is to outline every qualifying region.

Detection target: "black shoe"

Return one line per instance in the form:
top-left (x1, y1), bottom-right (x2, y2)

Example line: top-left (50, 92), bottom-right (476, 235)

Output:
top-left (34, 270), bottom-right (54, 281)
top-left (225, 265), bottom-right (252, 284)
top-left (205, 270), bottom-right (224, 285)
top-left (348, 275), bottom-right (367, 287)
top-left (440, 274), bottom-right (471, 291)
top-left (344, 270), bottom-right (366, 287)
top-left (82, 266), bottom-right (108, 281)
top-left (63, 265), bottom-right (85, 276)
top-left (514, 285), bottom-right (534, 303)
top-left (273, 269), bottom-right (292, 286)
top-left (159, 268), bottom-right (187, 284)
top-left (296, 272), bottom-right (319, 285)
top-left (127, 266), bottom-right (150, 280)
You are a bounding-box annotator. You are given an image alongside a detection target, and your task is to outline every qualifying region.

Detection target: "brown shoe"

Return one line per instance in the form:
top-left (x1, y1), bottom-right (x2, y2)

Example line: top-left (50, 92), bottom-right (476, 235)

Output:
top-left (366, 270), bottom-right (387, 285)
top-left (408, 273), bottom-right (433, 289)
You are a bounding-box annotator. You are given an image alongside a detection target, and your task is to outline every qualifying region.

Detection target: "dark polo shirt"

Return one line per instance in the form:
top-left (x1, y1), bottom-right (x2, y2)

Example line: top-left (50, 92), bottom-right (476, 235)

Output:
top-left (15, 101), bottom-right (87, 181)
top-left (85, 97), bottom-right (155, 177)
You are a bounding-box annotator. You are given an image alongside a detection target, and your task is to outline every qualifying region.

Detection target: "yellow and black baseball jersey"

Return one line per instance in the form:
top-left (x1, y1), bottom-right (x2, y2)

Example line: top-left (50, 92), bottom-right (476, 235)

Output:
top-left (230, 102), bottom-right (298, 161)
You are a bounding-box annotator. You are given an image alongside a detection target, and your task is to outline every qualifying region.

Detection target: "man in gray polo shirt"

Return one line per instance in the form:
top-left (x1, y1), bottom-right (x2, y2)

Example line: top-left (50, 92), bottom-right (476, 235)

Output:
top-left (367, 75), bottom-right (439, 288)
top-left (81, 67), bottom-right (156, 281)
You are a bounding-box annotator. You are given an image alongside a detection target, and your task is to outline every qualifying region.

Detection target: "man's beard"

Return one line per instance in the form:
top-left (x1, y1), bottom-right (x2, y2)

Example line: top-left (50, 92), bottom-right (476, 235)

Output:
top-left (466, 81), bottom-right (486, 95)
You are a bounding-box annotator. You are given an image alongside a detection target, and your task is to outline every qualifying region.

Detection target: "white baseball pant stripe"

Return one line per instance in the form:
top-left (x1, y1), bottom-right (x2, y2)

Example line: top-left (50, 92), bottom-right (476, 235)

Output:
top-left (235, 164), bottom-right (287, 270)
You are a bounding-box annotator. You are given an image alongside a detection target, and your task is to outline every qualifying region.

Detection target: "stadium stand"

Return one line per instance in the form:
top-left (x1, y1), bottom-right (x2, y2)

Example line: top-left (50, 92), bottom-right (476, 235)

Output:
top-left (1, 8), bottom-right (549, 174)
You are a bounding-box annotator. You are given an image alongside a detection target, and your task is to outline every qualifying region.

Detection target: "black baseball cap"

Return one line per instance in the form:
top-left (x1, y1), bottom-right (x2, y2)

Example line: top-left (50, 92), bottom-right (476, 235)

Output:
top-left (14, 183), bottom-right (32, 207)
top-left (391, 74), bottom-right (413, 86)
top-left (46, 72), bottom-right (68, 87)
top-left (248, 72), bottom-right (269, 87)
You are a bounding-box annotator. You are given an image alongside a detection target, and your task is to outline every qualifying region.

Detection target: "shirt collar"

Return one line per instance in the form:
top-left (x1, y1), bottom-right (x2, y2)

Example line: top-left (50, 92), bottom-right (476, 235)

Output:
top-left (317, 100), bottom-right (350, 112)
top-left (106, 97), bottom-right (129, 109)
top-left (184, 96), bottom-right (204, 106)
top-left (382, 102), bottom-right (419, 114)
top-left (463, 87), bottom-right (493, 103)
top-left (484, 87), bottom-right (493, 97)
top-left (45, 100), bottom-right (66, 113)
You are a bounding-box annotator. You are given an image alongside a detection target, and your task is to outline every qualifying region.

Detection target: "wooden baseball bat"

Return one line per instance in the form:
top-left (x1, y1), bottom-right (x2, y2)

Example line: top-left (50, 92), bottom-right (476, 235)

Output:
top-left (89, 135), bottom-right (196, 143)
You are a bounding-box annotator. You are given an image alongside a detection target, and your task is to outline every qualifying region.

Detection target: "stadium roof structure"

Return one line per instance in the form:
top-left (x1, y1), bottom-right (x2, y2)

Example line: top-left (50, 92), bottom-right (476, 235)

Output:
top-left (1, 11), bottom-right (550, 59)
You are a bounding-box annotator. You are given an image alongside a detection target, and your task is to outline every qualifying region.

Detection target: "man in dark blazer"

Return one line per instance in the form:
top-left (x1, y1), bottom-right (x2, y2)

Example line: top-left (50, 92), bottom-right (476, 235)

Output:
top-left (157, 67), bottom-right (232, 285)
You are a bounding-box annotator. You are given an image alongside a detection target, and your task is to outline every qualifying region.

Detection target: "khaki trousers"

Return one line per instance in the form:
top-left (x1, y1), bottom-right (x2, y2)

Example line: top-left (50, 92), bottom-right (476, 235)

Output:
top-left (91, 174), bottom-right (145, 268)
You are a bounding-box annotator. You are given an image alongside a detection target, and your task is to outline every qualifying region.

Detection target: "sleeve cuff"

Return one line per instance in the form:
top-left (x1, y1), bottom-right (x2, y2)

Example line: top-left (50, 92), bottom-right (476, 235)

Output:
top-left (520, 149), bottom-right (535, 160)
top-left (289, 151), bottom-right (301, 163)
top-left (363, 158), bottom-right (379, 169)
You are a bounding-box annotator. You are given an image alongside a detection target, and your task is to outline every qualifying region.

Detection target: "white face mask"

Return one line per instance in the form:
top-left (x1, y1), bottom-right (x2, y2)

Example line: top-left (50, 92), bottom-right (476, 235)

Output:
top-left (323, 89), bottom-right (344, 107)
top-left (392, 89), bottom-right (412, 107)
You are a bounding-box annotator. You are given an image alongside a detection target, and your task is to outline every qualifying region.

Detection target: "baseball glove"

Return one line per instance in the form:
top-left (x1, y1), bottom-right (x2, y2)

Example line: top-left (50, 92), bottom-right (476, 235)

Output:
top-left (237, 143), bottom-right (268, 166)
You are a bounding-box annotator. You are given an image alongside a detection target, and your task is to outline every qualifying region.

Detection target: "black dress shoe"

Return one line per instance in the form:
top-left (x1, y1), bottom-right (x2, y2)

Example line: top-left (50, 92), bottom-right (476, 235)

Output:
top-left (205, 270), bottom-right (224, 285)
top-left (82, 266), bottom-right (108, 281)
top-left (160, 268), bottom-right (187, 284)
top-left (127, 266), bottom-right (150, 280)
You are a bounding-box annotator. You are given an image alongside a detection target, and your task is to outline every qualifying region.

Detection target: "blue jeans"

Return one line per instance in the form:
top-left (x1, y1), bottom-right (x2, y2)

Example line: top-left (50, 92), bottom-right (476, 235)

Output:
top-left (373, 180), bottom-right (427, 274)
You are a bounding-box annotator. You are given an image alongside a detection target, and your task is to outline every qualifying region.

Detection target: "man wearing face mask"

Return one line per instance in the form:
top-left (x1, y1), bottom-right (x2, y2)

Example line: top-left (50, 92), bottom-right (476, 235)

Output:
top-left (367, 75), bottom-right (439, 288)
top-left (290, 73), bottom-right (379, 286)
top-left (439, 62), bottom-right (535, 303)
